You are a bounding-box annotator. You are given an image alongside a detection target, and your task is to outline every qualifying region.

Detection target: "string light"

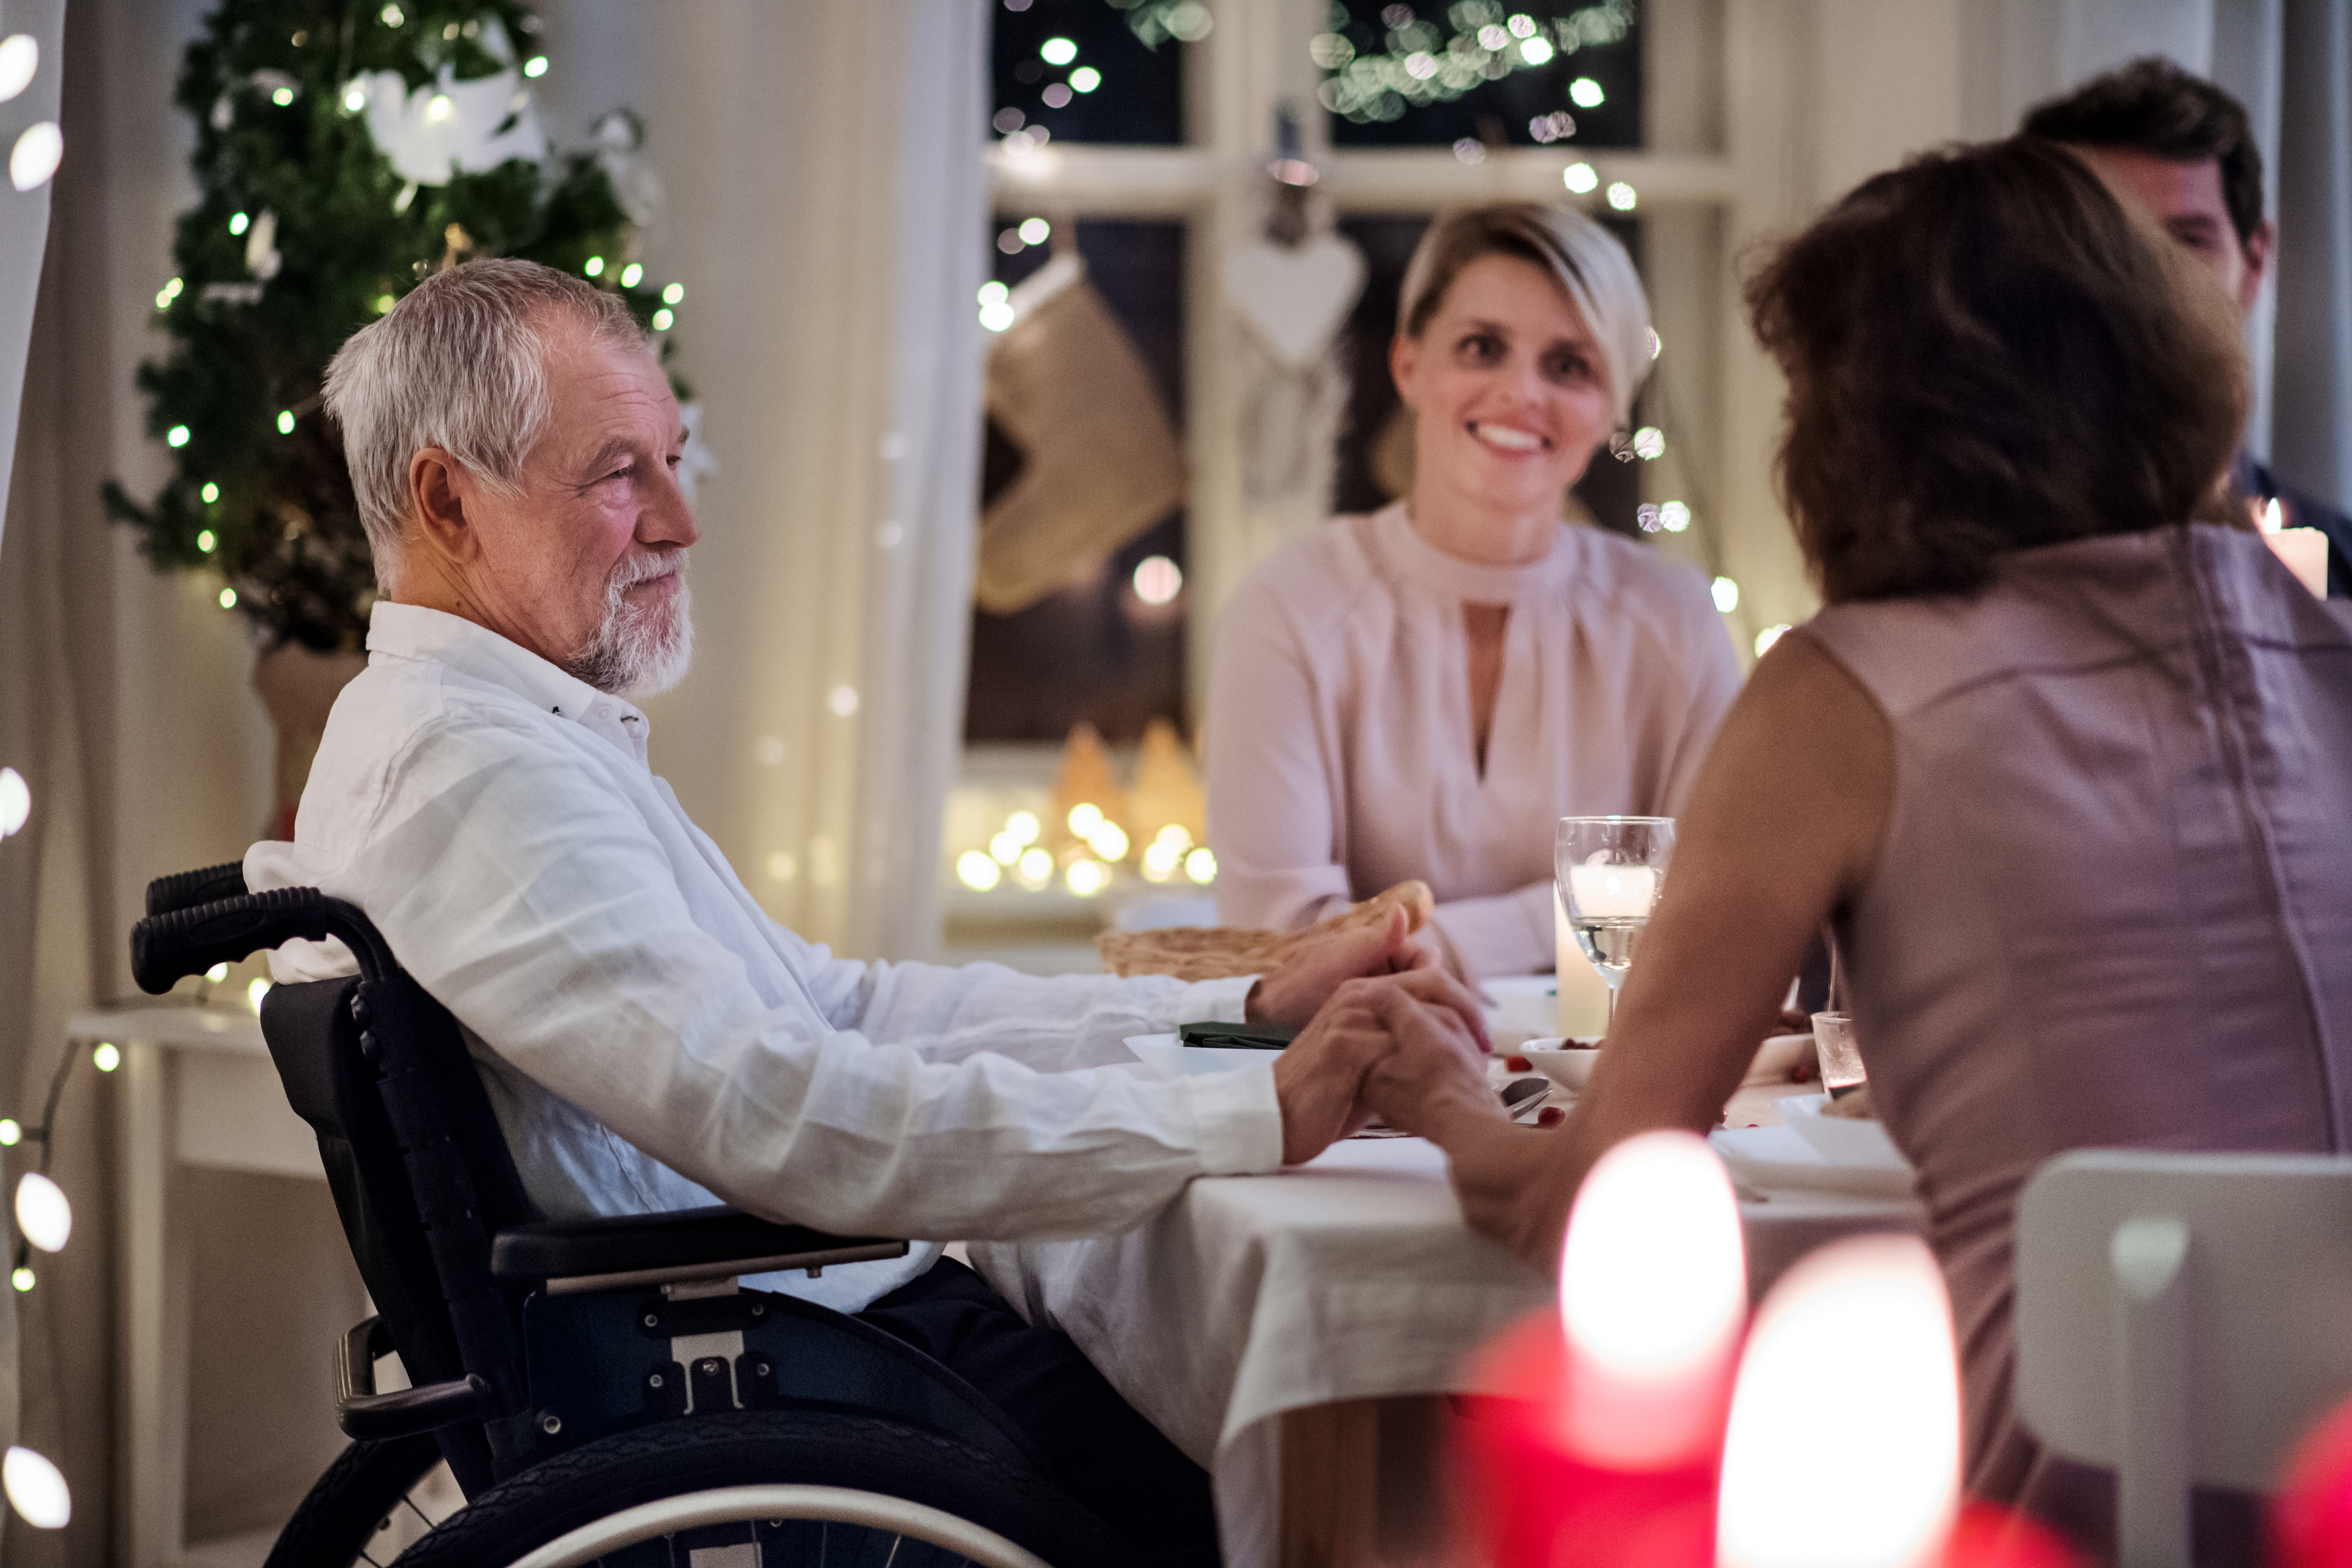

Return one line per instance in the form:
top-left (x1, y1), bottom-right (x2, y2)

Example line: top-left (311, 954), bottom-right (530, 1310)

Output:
top-left (3, 1446), bottom-right (69, 1529)
top-left (1184, 847), bottom-right (1217, 885)
top-left (956, 851), bottom-right (1002, 891)
top-left (8, 122), bottom-right (60, 191)
top-left (1040, 36), bottom-right (1078, 65)
top-left (1563, 163), bottom-right (1598, 194)
top-left (1015, 847), bottom-right (1053, 890)
top-left (91, 1043), bottom-right (120, 1072)
top-left (343, 82), bottom-right (367, 112)
top-left (13, 1174), bottom-right (68, 1253)
top-left (619, 262), bottom-right (643, 288)
top-left (247, 978), bottom-right (272, 1014)
top-left (1754, 623), bottom-right (1791, 657)
top-left (204, 963), bottom-right (228, 983)
top-left (1607, 181), bottom-right (1638, 211)
top-left (651, 309), bottom-right (673, 331)
top-left (584, 256), bottom-right (604, 277)
top-left (166, 425), bottom-right (190, 448)
top-left (218, 588), bottom-right (237, 609)
top-left (1018, 216), bottom-right (1051, 245)
top-left (523, 56), bottom-right (548, 78)
top-left (826, 685), bottom-right (859, 717)
top-left (154, 277), bottom-right (184, 310)
top-left (1065, 859), bottom-right (1110, 896)
top-left (1068, 803), bottom-right (1104, 838)
top-left (229, 211), bottom-right (249, 236)
top-left (1711, 576), bottom-right (1740, 613)
top-left (1658, 500), bottom-right (1690, 532)
top-left (1132, 555), bottom-right (1182, 605)
top-left (0, 1122), bottom-right (16, 1147)
top-left (424, 93), bottom-right (452, 122)
top-left (1570, 76), bottom-right (1606, 107)
top-left (661, 281), bottom-right (684, 305)
top-left (199, 482), bottom-right (218, 503)
top-left (989, 830), bottom-right (1022, 865)
top-left (379, 3), bottom-right (404, 24)
top-left (7, 1269), bottom-right (29, 1294)
top-left (1631, 426), bottom-right (1663, 459)
top-left (373, 293), bottom-right (395, 313)
top-left (1006, 810), bottom-right (1040, 845)
top-left (0, 769), bottom-right (23, 838)
top-left (1071, 66), bottom-right (1101, 92)
top-left (0, 35), bottom-right (36, 104)
top-left (1520, 35), bottom-right (1554, 64)
top-left (276, 409), bottom-right (295, 435)
top-left (270, 85), bottom-right (294, 106)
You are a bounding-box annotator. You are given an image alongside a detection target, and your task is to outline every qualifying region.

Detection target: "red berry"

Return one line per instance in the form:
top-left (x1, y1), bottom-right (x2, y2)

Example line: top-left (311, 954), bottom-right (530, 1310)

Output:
top-left (1536, 1106), bottom-right (1564, 1127)
top-left (1505, 1055), bottom-right (1530, 1073)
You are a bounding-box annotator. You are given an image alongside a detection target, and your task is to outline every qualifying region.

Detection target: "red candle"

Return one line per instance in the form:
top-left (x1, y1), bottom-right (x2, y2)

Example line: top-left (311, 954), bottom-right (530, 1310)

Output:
top-left (1456, 1131), bottom-right (1747, 1568)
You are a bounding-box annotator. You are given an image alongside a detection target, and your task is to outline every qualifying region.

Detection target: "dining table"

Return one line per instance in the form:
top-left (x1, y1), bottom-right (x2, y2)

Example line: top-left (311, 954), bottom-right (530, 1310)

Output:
top-left (968, 980), bottom-right (1926, 1568)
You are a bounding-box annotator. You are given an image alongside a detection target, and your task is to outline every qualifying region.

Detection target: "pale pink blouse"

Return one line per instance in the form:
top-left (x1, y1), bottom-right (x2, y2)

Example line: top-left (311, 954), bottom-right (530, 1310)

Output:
top-left (1204, 503), bottom-right (1742, 979)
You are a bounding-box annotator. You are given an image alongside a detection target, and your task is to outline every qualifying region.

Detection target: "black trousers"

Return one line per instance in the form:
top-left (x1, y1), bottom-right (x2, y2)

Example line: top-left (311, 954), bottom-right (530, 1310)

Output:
top-left (860, 1255), bottom-right (1222, 1567)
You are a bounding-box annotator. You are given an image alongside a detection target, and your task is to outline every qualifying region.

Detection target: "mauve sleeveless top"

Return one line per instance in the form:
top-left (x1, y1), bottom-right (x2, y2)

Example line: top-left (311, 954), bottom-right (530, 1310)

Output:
top-left (1800, 523), bottom-right (2352, 1500)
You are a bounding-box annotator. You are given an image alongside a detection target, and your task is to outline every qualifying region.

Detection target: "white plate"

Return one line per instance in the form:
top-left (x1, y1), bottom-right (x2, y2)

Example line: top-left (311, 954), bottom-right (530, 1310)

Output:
top-left (1773, 1092), bottom-right (1911, 1172)
top-left (1124, 1033), bottom-right (1278, 1080)
top-left (1711, 1124), bottom-right (1915, 1198)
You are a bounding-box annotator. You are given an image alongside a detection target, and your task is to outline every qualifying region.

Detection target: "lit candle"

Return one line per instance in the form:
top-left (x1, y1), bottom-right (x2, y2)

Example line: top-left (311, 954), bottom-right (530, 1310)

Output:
top-left (1568, 861), bottom-right (1659, 918)
top-left (1716, 1235), bottom-right (1959, 1568)
top-left (2259, 497), bottom-right (2330, 598)
top-left (1457, 1131), bottom-right (1745, 1567)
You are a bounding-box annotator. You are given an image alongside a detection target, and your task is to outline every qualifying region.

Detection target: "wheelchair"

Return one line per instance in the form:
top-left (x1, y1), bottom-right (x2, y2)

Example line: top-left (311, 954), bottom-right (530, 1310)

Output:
top-left (132, 865), bottom-right (1132, 1566)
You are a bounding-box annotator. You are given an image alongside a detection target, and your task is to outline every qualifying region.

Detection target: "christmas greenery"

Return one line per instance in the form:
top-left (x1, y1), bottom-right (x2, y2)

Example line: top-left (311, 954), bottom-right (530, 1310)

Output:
top-left (106, 0), bottom-right (682, 653)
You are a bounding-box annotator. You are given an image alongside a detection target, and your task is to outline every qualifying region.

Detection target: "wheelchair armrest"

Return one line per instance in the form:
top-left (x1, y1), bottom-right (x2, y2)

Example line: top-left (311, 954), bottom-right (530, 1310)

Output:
top-left (489, 1204), bottom-right (909, 1295)
top-left (337, 1314), bottom-right (489, 1440)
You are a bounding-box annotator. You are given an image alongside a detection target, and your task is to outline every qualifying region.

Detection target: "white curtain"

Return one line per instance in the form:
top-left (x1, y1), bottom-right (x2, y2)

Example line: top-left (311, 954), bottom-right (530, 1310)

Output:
top-left (535, 0), bottom-right (988, 962)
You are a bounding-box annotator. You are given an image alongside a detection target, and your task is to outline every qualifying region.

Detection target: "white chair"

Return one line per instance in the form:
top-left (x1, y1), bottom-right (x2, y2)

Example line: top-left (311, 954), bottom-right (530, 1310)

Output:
top-left (2014, 1149), bottom-right (2352, 1568)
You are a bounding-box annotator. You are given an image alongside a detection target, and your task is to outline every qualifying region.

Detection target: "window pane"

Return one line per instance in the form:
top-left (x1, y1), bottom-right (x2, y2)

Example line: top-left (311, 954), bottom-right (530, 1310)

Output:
top-left (1317, 0), bottom-right (1643, 149)
top-left (991, 0), bottom-right (1187, 147)
top-left (1329, 212), bottom-right (1647, 534)
top-left (966, 220), bottom-right (1188, 743)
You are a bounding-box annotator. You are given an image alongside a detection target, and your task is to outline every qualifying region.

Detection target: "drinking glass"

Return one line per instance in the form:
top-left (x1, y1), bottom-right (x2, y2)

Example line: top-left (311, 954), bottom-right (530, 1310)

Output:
top-left (1812, 1011), bottom-right (1866, 1097)
top-left (1555, 816), bottom-right (1674, 1026)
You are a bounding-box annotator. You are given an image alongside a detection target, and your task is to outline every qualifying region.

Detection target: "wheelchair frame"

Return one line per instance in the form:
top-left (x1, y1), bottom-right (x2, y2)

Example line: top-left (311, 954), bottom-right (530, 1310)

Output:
top-left (131, 865), bottom-right (1122, 1564)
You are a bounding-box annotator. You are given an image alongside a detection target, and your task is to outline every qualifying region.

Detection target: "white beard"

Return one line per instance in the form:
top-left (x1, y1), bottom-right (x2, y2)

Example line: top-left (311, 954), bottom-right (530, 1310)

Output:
top-left (566, 554), bottom-right (694, 696)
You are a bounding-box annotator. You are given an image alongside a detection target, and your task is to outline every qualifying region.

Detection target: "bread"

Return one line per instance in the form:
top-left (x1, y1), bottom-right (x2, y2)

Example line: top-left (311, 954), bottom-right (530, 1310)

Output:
top-left (1096, 880), bottom-right (1435, 980)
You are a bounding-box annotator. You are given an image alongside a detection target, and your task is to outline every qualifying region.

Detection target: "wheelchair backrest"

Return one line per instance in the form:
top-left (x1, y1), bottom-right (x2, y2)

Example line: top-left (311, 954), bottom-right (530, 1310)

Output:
top-left (139, 867), bottom-right (542, 1489)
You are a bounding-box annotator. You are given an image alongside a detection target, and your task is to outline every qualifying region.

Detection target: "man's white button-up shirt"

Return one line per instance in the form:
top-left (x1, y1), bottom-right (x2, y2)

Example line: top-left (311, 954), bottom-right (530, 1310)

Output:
top-left (246, 603), bottom-right (1279, 1309)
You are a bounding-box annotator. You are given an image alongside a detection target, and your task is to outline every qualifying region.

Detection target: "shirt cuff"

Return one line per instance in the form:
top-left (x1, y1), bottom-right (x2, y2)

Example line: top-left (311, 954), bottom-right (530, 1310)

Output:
top-left (1171, 974), bottom-right (1255, 1026)
top-left (1183, 1061), bottom-right (1284, 1175)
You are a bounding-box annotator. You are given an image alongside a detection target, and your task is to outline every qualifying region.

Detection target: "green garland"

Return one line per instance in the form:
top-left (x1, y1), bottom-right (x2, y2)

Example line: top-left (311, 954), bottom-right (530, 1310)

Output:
top-left (105, 0), bottom-right (683, 653)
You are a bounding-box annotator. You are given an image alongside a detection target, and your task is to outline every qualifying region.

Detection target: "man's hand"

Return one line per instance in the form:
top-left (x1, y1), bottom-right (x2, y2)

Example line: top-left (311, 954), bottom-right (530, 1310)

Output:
top-left (1270, 968), bottom-right (1491, 1165)
top-left (1245, 906), bottom-right (1439, 1028)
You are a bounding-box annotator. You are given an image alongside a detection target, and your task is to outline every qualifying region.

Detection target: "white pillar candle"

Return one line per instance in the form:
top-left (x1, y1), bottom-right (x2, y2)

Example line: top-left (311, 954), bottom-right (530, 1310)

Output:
top-left (2266, 527), bottom-right (2330, 597)
top-left (1553, 889), bottom-right (1612, 1037)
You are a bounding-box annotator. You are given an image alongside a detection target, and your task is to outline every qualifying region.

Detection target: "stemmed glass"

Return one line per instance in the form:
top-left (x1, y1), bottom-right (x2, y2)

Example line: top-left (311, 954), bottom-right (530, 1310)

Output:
top-left (1555, 816), bottom-right (1675, 1028)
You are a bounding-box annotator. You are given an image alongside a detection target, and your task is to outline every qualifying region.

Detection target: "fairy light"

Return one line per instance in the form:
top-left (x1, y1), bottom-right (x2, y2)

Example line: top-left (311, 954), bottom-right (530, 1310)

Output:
top-left (1658, 500), bottom-right (1690, 533)
top-left (0, 769), bottom-right (24, 838)
top-left (661, 281), bottom-right (684, 305)
top-left (1087, 821), bottom-right (1129, 862)
top-left (584, 256), bottom-right (604, 277)
top-left (1570, 77), bottom-right (1605, 107)
top-left (247, 978), bottom-right (272, 1014)
top-left (1520, 35), bottom-right (1554, 64)
top-left (3, 1446), bottom-right (69, 1529)
top-left (166, 425), bottom-right (189, 448)
top-left (1711, 577), bottom-right (1740, 613)
top-left (0, 1122), bottom-right (18, 1148)
top-left (1563, 162), bottom-right (1598, 194)
top-left (8, 122), bottom-right (61, 191)
top-left (989, 831), bottom-right (1022, 865)
top-left (1632, 426), bottom-right (1664, 459)
top-left (229, 211), bottom-right (249, 236)
top-left (523, 55), bottom-right (548, 78)
top-left (1015, 847), bottom-right (1053, 890)
top-left (1132, 555), bottom-right (1183, 605)
top-left (1607, 181), bottom-right (1639, 211)
top-left (0, 35), bottom-right (35, 104)
top-left (1040, 36), bottom-right (1078, 65)
top-left (1018, 216), bottom-right (1051, 245)
top-left (619, 262), bottom-right (643, 288)
top-left (1005, 810), bottom-right (1040, 845)
top-left (218, 588), bottom-right (238, 610)
top-left (1067, 803), bottom-right (1104, 838)
top-left (199, 481), bottom-right (219, 503)
top-left (1754, 623), bottom-right (1791, 657)
top-left (651, 308), bottom-right (673, 331)
top-left (1184, 847), bottom-right (1217, 885)
top-left (425, 93), bottom-right (452, 122)
top-left (91, 1043), bottom-right (120, 1072)
top-left (7, 1269), bottom-right (29, 1294)
top-left (154, 277), bottom-right (184, 310)
top-left (343, 82), bottom-right (367, 112)
top-left (1071, 66), bottom-right (1101, 91)
top-left (13, 1174), bottom-right (68, 1253)
top-left (956, 851), bottom-right (1002, 891)
top-left (1065, 859), bottom-right (1110, 896)
top-left (276, 409), bottom-right (295, 435)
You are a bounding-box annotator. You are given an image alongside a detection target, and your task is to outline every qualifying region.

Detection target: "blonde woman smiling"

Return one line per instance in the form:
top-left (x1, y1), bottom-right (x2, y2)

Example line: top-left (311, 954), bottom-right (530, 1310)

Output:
top-left (1206, 203), bottom-right (1741, 980)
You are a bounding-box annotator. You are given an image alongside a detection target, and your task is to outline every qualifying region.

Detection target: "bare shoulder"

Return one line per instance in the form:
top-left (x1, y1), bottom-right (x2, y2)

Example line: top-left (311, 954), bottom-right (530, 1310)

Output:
top-left (1677, 628), bottom-right (1896, 896)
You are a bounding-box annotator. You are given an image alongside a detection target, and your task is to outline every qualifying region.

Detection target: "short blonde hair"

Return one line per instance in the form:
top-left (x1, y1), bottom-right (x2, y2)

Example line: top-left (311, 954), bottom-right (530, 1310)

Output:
top-left (1396, 202), bottom-right (1653, 427)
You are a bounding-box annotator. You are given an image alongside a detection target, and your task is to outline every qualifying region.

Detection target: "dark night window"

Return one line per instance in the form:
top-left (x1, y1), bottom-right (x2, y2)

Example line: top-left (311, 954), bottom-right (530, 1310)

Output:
top-left (991, 0), bottom-right (1190, 147)
top-left (965, 220), bottom-right (1188, 744)
top-left (1318, 0), bottom-right (1643, 150)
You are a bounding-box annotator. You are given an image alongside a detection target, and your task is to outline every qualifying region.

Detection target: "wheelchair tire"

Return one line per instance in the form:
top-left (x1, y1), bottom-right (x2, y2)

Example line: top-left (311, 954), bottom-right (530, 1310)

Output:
top-left (386, 1408), bottom-right (1132, 1568)
top-left (265, 1433), bottom-right (450, 1568)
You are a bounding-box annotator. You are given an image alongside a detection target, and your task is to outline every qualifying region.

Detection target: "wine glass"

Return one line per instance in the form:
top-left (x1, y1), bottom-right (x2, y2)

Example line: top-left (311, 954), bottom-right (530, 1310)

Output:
top-left (1555, 816), bottom-right (1675, 1027)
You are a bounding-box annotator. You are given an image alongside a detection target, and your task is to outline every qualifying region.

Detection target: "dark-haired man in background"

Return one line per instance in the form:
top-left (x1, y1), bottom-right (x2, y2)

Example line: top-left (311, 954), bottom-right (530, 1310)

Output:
top-left (2025, 56), bottom-right (2352, 597)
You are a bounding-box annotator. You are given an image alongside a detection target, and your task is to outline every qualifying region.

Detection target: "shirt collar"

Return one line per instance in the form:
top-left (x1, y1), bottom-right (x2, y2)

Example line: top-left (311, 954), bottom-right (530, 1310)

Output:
top-left (366, 601), bottom-right (652, 763)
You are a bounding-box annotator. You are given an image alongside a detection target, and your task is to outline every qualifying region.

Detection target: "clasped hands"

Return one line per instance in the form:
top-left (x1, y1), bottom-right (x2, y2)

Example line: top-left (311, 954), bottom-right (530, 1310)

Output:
top-left (1244, 907), bottom-right (1510, 1165)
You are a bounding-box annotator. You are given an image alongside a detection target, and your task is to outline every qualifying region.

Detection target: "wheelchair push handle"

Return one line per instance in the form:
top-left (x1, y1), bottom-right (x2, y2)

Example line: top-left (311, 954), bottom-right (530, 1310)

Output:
top-left (144, 860), bottom-right (250, 917)
top-left (130, 887), bottom-right (336, 995)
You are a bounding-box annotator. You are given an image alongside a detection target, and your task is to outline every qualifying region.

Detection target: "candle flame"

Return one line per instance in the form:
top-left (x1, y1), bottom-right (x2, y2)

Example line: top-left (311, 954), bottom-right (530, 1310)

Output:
top-left (1717, 1234), bottom-right (1961, 1568)
top-left (2262, 497), bottom-right (2284, 534)
top-left (1557, 1130), bottom-right (1746, 1467)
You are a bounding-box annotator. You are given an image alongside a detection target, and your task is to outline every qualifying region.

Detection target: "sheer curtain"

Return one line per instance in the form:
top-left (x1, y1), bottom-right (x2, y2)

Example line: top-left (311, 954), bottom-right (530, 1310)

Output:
top-left (535, 0), bottom-right (988, 962)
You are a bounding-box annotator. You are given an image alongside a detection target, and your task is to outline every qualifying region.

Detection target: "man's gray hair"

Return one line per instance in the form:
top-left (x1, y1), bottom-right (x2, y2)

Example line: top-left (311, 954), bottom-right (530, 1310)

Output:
top-left (324, 257), bottom-right (646, 591)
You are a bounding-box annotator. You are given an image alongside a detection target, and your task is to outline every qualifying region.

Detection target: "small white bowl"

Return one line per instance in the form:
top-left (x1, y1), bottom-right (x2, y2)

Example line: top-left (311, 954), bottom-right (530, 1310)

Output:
top-left (1773, 1092), bottom-right (1910, 1171)
top-left (1519, 1037), bottom-right (1604, 1091)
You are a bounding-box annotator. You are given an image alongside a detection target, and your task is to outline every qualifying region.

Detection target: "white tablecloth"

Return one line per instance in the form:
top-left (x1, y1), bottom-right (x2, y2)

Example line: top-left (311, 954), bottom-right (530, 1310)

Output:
top-left (971, 1133), bottom-right (1923, 1566)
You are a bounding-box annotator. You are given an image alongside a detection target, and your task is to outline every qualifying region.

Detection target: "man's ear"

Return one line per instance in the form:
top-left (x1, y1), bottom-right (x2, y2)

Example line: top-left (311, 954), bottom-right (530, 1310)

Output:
top-left (408, 447), bottom-right (478, 566)
top-left (2239, 219), bottom-right (2276, 312)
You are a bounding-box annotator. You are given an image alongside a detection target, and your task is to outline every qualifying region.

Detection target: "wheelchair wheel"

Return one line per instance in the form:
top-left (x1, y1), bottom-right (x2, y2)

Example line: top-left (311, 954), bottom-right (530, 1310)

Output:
top-left (265, 1433), bottom-right (457, 1567)
top-left (386, 1408), bottom-right (1130, 1568)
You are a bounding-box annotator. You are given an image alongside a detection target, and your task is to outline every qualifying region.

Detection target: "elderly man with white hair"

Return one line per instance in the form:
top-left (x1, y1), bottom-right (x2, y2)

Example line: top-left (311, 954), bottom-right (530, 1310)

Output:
top-left (243, 257), bottom-right (1496, 1560)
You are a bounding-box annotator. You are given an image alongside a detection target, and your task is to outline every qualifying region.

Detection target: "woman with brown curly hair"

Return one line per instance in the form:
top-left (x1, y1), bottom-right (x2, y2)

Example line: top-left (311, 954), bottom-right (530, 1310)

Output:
top-left (1373, 138), bottom-right (2352, 1548)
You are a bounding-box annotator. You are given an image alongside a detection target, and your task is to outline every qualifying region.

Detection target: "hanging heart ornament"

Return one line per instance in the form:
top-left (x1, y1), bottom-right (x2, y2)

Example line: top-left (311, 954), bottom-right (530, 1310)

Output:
top-left (1222, 233), bottom-right (1367, 372)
